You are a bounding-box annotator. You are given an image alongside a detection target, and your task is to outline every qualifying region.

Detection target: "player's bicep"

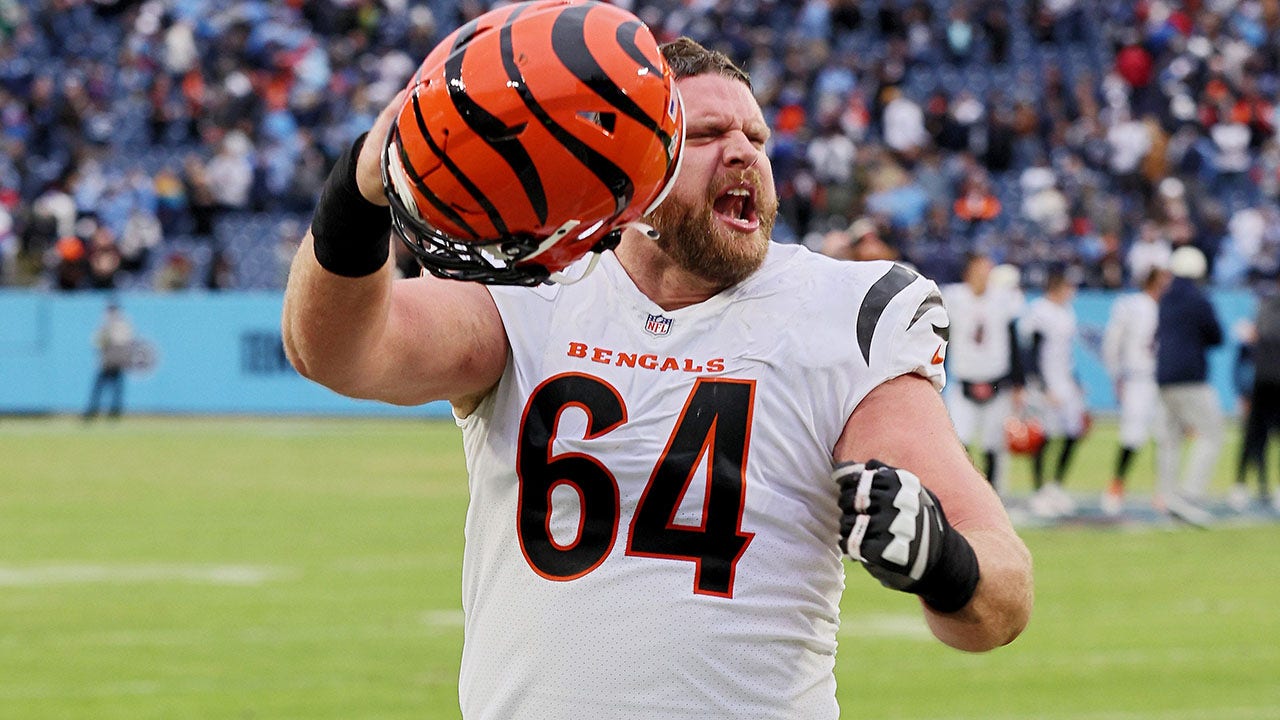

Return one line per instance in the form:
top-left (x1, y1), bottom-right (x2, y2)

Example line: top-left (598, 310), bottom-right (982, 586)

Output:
top-left (835, 374), bottom-right (1009, 533)
top-left (372, 275), bottom-right (508, 407)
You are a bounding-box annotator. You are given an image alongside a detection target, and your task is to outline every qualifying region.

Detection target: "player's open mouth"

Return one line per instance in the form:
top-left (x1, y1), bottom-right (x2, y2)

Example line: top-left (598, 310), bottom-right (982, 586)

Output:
top-left (712, 184), bottom-right (760, 233)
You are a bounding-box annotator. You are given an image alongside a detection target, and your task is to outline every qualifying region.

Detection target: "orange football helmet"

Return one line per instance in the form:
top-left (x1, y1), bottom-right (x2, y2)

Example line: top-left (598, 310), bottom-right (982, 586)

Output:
top-left (382, 0), bottom-right (685, 285)
top-left (1005, 416), bottom-right (1046, 455)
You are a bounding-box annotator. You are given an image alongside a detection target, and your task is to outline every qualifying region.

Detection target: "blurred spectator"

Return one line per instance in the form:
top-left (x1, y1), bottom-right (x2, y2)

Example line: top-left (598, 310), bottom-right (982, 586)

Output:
top-left (806, 120), bottom-right (857, 219)
top-left (206, 131), bottom-right (255, 214)
top-left (1020, 164), bottom-right (1070, 236)
top-left (820, 216), bottom-right (899, 263)
top-left (118, 208), bottom-right (162, 273)
top-left (85, 223), bottom-right (122, 290)
top-left (205, 247), bottom-right (235, 291)
top-left (1155, 246), bottom-right (1223, 525)
top-left (880, 86), bottom-right (928, 162)
top-left (83, 301), bottom-right (134, 422)
top-left (1127, 220), bottom-right (1173, 288)
top-left (182, 154), bottom-right (217, 240)
top-left (153, 250), bottom-right (192, 292)
top-left (1105, 107), bottom-right (1154, 214)
top-left (953, 173), bottom-right (1002, 232)
top-left (943, 5), bottom-right (977, 65)
top-left (980, 4), bottom-right (1011, 65)
top-left (28, 183), bottom-right (76, 255)
top-left (51, 234), bottom-right (86, 291)
top-left (152, 167), bottom-right (188, 234)
top-left (0, 204), bottom-right (15, 285)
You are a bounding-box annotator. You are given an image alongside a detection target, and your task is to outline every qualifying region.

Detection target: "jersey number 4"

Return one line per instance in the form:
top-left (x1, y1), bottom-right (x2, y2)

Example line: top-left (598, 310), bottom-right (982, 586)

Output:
top-left (517, 373), bottom-right (755, 598)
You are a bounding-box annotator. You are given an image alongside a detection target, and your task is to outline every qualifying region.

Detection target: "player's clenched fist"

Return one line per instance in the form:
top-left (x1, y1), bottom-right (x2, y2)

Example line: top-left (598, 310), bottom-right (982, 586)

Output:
top-left (833, 460), bottom-right (980, 613)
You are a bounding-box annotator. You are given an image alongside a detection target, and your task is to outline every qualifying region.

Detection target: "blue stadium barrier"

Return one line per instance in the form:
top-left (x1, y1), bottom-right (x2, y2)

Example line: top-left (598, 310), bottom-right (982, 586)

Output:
top-left (0, 290), bottom-right (451, 417)
top-left (0, 288), bottom-right (1257, 417)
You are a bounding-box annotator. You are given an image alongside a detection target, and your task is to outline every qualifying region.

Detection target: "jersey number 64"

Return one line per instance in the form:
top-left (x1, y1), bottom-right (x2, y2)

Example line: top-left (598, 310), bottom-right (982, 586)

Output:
top-left (517, 373), bottom-right (756, 598)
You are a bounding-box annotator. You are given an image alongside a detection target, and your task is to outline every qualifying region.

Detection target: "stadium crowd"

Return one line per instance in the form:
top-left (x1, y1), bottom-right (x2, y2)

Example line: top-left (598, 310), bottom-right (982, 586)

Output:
top-left (1, 0), bottom-right (1279, 292)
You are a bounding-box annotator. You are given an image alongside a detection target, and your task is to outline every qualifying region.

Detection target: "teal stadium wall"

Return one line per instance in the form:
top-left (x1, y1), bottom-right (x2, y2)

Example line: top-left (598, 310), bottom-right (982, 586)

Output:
top-left (0, 290), bottom-right (452, 417)
top-left (0, 288), bottom-right (1258, 416)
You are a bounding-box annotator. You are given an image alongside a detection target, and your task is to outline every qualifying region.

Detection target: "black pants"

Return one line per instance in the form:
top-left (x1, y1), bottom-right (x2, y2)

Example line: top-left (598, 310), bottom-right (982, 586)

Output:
top-left (1238, 380), bottom-right (1280, 491)
top-left (84, 367), bottom-right (124, 419)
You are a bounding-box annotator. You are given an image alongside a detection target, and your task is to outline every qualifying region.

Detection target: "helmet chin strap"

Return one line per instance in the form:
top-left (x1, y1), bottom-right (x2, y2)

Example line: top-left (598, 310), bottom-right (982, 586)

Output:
top-left (546, 221), bottom-right (659, 285)
top-left (547, 251), bottom-right (605, 285)
top-left (512, 220), bottom-right (582, 263)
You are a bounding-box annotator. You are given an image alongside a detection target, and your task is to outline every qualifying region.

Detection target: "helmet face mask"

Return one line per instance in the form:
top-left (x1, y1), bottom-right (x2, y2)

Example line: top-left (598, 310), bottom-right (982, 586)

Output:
top-left (382, 0), bottom-right (685, 285)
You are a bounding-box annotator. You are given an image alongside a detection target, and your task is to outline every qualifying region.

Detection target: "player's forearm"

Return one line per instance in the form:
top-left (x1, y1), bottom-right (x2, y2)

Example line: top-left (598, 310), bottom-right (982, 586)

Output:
top-left (282, 231), bottom-right (397, 399)
top-left (922, 526), bottom-right (1033, 652)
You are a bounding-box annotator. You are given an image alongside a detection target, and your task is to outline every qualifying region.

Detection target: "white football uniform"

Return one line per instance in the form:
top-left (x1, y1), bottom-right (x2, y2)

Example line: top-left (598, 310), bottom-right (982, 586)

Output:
top-left (1023, 297), bottom-right (1086, 437)
top-left (456, 244), bottom-right (948, 720)
top-left (1102, 292), bottom-right (1160, 447)
top-left (940, 283), bottom-right (1024, 454)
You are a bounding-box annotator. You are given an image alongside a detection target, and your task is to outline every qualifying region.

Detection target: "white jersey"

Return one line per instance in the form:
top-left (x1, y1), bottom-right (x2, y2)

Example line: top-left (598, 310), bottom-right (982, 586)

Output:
top-left (457, 244), bottom-right (948, 720)
top-left (1102, 292), bottom-right (1157, 380)
top-left (1024, 296), bottom-right (1077, 396)
top-left (940, 283), bottom-right (1024, 382)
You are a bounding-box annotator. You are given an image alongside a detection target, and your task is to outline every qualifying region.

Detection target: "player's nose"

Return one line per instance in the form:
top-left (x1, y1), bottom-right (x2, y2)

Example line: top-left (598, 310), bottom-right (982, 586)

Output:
top-left (722, 131), bottom-right (760, 169)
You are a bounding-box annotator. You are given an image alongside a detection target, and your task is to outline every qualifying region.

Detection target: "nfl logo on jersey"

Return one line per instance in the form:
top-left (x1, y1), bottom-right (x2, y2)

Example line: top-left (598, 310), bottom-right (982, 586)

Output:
top-left (645, 313), bottom-right (673, 336)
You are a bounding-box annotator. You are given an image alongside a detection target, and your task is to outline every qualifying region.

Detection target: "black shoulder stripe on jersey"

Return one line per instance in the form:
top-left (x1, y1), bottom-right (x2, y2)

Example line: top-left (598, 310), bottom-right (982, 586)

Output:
top-left (908, 291), bottom-right (949, 341)
top-left (907, 291), bottom-right (942, 329)
top-left (857, 264), bottom-right (917, 364)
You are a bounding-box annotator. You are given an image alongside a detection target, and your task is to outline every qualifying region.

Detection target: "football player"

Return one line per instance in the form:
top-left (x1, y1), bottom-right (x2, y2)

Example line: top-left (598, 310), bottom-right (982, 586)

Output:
top-left (1100, 267), bottom-right (1168, 516)
top-left (941, 252), bottom-right (1026, 494)
top-left (282, 5), bottom-right (1032, 717)
top-left (1022, 268), bottom-right (1087, 518)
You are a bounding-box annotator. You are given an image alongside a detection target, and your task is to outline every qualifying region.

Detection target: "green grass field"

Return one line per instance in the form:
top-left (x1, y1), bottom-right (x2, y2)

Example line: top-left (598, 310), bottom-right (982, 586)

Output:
top-left (2, 416), bottom-right (1277, 719)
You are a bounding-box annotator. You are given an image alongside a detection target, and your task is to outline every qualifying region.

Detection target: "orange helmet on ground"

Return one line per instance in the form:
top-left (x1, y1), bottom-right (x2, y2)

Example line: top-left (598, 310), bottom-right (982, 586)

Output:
top-left (382, 0), bottom-right (685, 285)
top-left (1005, 416), bottom-right (1046, 455)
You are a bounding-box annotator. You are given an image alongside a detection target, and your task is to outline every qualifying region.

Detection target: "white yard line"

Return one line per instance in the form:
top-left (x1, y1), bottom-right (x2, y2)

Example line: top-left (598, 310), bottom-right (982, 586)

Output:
top-left (0, 563), bottom-right (295, 587)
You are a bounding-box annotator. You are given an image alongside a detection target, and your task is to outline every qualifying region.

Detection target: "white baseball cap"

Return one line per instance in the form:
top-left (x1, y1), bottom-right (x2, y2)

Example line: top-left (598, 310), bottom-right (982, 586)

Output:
top-left (1169, 245), bottom-right (1207, 280)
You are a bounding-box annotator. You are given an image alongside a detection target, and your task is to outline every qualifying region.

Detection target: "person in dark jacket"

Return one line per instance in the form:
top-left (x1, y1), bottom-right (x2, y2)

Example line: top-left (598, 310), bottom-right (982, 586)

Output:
top-left (1231, 276), bottom-right (1280, 513)
top-left (1154, 246), bottom-right (1223, 525)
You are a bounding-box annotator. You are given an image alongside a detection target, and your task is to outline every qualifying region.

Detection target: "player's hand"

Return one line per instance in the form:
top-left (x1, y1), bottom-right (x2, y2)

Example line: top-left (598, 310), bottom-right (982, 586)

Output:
top-left (355, 89), bottom-right (409, 206)
top-left (833, 459), bottom-right (979, 613)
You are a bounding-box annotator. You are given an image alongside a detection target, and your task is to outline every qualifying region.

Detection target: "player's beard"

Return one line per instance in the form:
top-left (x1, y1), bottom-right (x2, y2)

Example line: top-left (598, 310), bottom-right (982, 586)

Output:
top-left (644, 170), bottom-right (777, 288)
